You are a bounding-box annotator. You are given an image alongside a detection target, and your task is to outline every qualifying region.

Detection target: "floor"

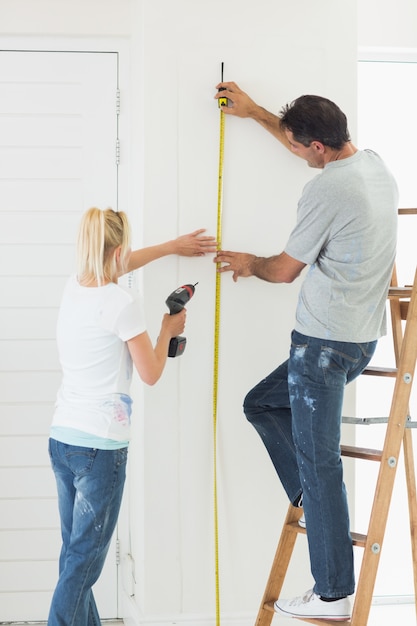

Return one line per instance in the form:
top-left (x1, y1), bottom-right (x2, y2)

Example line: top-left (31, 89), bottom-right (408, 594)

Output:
top-left (7, 607), bottom-right (415, 625)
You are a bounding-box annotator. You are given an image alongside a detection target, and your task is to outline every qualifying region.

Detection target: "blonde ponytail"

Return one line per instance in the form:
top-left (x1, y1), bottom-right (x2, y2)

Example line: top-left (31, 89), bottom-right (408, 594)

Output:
top-left (76, 207), bottom-right (131, 285)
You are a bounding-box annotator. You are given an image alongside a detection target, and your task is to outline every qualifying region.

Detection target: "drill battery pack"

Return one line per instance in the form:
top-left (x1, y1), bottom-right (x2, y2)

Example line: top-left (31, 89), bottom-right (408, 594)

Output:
top-left (168, 335), bottom-right (187, 358)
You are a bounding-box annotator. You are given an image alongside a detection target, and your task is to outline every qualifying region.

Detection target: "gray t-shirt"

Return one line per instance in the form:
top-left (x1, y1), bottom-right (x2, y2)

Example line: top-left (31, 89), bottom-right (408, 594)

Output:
top-left (285, 149), bottom-right (398, 342)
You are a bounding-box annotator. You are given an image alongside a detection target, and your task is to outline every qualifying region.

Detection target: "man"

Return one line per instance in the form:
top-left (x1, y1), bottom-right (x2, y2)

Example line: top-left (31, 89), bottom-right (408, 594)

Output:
top-left (214, 82), bottom-right (398, 620)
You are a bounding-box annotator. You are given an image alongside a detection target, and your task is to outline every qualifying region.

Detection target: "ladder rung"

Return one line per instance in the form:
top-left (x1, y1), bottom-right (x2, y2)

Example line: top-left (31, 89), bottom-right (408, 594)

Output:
top-left (351, 531), bottom-right (367, 547)
top-left (362, 365), bottom-right (397, 377)
top-left (343, 415), bottom-right (417, 427)
top-left (398, 207), bottom-right (417, 214)
top-left (341, 445), bottom-right (382, 461)
top-left (289, 521), bottom-right (367, 548)
top-left (342, 415), bottom-right (388, 425)
top-left (388, 286), bottom-right (412, 298)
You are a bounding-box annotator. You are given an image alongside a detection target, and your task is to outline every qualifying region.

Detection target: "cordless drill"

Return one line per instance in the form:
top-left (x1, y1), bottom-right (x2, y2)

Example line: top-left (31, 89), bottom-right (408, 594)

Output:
top-left (165, 283), bottom-right (197, 357)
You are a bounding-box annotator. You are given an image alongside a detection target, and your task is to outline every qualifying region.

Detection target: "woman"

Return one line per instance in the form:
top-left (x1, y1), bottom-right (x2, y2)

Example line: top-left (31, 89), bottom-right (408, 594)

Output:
top-left (48, 207), bottom-right (215, 626)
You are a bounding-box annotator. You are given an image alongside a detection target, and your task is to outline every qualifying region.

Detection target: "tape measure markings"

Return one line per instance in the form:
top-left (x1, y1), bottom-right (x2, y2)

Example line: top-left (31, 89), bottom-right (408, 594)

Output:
top-left (213, 102), bottom-right (226, 626)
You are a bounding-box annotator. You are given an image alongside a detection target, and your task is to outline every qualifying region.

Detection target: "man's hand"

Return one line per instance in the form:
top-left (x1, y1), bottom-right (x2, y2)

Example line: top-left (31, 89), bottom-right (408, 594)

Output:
top-left (214, 81), bottom-right (288, 146)
top-left (215, 249), bottom-right (306, 284)
top-left (214, 82), bottom-right (260, 118)
top-left (214, 250), bottom-right (256, 282)
top-left (173, 229), bottom-right (217, 256)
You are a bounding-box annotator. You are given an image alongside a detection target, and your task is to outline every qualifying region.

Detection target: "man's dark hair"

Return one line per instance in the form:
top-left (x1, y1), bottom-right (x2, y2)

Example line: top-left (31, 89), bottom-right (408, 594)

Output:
top-left (279, 95), bottom-right (351, 149)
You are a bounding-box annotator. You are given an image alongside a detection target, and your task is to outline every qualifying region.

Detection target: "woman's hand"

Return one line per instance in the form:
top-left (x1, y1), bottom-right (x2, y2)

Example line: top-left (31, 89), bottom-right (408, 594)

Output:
top-left (161, 310), bottom-right (186, 337)
top-left (171, 229), bottom-right (217, 256)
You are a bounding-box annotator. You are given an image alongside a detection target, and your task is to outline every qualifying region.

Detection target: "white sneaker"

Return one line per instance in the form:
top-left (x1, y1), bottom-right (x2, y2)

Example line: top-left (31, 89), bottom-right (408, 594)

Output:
top-left (298, 514), bottom-right (306, 528)
top-left (274, 589), bottom-right (351, 621)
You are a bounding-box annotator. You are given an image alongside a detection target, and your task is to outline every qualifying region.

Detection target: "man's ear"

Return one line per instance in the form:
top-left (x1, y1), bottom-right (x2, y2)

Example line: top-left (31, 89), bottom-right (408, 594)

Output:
top-left (311, 141), bottom-right (326, 153)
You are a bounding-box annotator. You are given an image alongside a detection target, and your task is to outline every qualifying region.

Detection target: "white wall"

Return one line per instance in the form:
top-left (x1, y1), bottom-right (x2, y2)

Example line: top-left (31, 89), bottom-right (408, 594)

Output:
top-left (358, 0), bottom-right (417, 48)
top-left (0, 1), bottom-right (358, 624)
top-left (130, 1), bottom-right (358, 623)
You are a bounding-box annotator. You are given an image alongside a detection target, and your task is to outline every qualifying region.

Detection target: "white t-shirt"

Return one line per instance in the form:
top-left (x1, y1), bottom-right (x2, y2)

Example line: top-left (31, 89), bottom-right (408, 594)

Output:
top-left (52, 275), bottom-right (146, 442)
top-left (285, 150), bottom-right (398, 342)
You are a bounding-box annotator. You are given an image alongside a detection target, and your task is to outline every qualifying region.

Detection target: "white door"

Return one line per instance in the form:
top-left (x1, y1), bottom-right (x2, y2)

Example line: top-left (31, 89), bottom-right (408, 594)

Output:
top-left (0, 50), bottom-right (120, 620)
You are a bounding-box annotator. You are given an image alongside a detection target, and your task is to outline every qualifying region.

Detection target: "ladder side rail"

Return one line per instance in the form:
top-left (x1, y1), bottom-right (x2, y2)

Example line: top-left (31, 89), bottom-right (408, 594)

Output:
top-left (255, 505), bottom-right (303, 626)
top-left (351, 267), bottom-right (417, 626)
top-left (389, 263), bottom-right (405, 361)
top-left (389, 264), bottom-right (417, 620)
top-left (402, 426), bottom-right (417, 624)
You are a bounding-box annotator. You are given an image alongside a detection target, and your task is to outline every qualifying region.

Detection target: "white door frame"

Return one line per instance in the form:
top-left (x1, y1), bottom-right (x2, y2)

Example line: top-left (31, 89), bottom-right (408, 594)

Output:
top-left (0, 35), bottom-right (141, 621)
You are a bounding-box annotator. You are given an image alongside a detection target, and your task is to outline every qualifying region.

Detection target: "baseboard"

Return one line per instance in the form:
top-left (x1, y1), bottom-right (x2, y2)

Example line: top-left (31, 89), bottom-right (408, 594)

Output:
top-left (124, 612), bottom-right (257, 626)
top-left (131, 618), bottom-right (255, 626)
top-left (121, 597), bottom-right (257, 626)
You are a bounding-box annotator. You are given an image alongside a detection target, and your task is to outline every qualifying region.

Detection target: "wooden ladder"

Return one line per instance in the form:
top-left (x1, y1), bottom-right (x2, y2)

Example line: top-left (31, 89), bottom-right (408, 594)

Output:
top-left (255, 209), bottom-right (417, 626)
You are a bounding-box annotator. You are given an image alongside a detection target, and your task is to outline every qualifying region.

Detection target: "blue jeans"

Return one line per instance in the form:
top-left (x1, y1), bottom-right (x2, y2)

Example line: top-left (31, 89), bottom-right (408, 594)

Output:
top-left (48, 439), bottom-right (128, 626)
top-left (243, 330), bottom-right (377, 598)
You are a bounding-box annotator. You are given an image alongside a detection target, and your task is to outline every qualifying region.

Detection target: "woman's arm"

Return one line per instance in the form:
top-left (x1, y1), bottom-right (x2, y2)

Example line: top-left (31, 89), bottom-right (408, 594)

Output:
top-left (127, 309), bottom-right (186, 385)
top-left (127, 229), bottom-right (217, 272)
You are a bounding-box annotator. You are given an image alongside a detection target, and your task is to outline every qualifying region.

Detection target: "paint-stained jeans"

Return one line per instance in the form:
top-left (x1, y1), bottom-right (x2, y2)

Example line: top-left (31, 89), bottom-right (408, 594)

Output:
top-left (243, 330), bottom-right (377, 598)
top-left (48, 439), bottom-right (128, 626)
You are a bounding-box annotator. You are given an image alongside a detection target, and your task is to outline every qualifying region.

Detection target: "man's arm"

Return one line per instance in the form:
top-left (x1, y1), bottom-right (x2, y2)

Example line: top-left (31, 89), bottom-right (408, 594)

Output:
top-left (214, 81), bottom-right (292, 151)
top-left (214, 249), bottom-right (306, 283)
top-left (127, 229), bottom-right (217, 272)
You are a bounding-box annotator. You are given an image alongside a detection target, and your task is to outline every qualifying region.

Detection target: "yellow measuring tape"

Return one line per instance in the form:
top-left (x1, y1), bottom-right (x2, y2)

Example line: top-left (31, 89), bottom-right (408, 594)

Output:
top-left (213, 71), bottom-right (227, 626)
